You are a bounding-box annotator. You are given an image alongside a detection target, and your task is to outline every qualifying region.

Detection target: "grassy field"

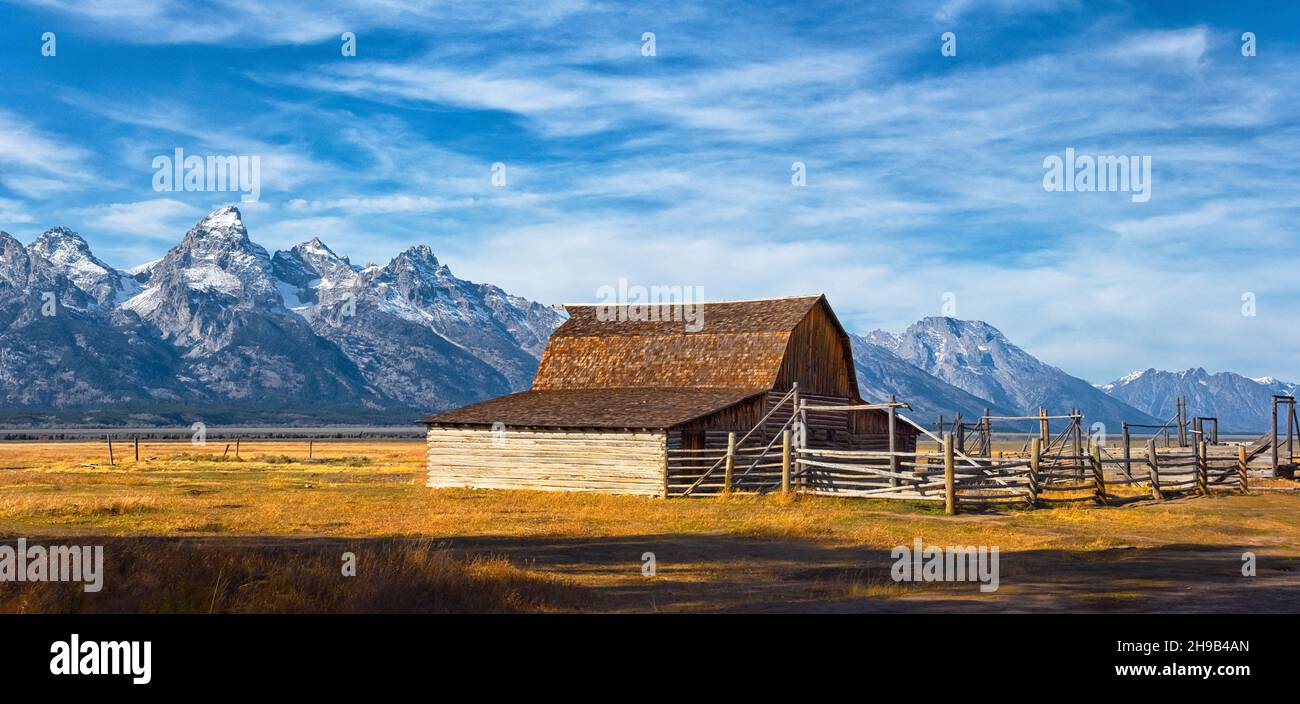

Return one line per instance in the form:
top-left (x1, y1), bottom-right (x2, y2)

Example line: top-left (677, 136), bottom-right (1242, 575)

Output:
top-left (2, 439), bottom-right (1298, 613)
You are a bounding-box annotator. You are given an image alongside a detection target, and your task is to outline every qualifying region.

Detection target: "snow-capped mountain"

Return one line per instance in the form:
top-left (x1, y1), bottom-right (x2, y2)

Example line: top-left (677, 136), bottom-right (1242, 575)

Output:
top-left (4, 208), bottom-right (1287, 431)
top-left (868, 317), bottom-right (1158, 429)
top-left (849, 333), bottom-right (1023, 427)
top-left (0, 206), bottom-right (563, 424)
top-left (1100, 368), bottom-right (1296, 433)
top-left (28, 227), bottom-right (140, 307)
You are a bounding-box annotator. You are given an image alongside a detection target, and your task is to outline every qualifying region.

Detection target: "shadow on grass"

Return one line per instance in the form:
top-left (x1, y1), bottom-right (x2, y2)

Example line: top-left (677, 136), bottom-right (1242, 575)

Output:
top-left (2, 534), bottom-right (1296, 614)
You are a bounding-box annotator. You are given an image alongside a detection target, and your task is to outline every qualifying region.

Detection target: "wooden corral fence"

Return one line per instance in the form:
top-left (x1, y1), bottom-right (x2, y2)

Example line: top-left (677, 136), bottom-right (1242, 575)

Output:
top-left (669, 424), bottom-right (1258, 514)
top-left (665, 390), bottom-right (1295, 507)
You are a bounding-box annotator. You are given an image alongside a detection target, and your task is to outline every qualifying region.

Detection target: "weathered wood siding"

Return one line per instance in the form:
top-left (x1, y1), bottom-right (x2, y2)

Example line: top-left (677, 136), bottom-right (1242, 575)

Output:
top-left (773, 302), bottom-right (858, 397)
top-left (426, 426), bottom-right (667, 496)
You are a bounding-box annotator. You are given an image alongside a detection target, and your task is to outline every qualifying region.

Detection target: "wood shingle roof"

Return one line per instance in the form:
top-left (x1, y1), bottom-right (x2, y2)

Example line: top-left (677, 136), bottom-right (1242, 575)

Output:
top-left (423, 295), bottom-right (835, 429)
top-left (532, 295), bottom-right (823, 390)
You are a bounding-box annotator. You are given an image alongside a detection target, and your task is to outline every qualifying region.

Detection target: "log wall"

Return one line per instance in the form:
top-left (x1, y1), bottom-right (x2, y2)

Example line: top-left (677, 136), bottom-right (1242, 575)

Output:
top-left (426, 426), bottom-right (667, 496)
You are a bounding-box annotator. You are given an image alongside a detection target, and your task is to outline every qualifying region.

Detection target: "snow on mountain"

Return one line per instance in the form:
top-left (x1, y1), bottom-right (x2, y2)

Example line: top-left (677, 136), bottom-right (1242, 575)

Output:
top-left (849, 333), bottom-right (1024, 426)
top-left (0, 205), bottom-right (564, 423)
top-left (1101, 367), bottom-right (1297, 432)
top-left (27, 227), bottom-right (142, 306)
top-left (869, 317), bottom-right (1159, 429)
top-left (7, 204), bottom-right (1283, 430)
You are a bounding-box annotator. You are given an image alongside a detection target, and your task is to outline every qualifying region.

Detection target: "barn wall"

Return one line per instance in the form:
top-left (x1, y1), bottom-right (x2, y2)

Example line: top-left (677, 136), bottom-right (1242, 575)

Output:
top-left (666, 391), bottom-right (919, 453)
top-left (772, 302), bottom-right (858, 397)
top-left (426, 426), bottom-right (667, 496)
top-left (672, 395), bottom-right (765, 433)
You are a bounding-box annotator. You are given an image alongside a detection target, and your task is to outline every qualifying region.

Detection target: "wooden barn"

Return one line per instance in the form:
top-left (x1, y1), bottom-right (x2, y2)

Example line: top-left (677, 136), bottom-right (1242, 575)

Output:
top-left (422, 294), bottom-right (919, 496)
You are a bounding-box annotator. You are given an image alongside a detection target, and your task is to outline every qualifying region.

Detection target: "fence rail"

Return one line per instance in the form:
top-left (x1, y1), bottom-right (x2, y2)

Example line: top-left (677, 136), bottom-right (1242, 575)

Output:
top-left (669, 433), bottom-right (1257, 510)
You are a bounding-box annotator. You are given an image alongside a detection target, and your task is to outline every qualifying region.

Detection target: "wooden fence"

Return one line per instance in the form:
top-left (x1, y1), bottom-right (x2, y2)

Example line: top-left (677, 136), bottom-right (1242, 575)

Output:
top-left (669, 431), bottom-right (1254, 511)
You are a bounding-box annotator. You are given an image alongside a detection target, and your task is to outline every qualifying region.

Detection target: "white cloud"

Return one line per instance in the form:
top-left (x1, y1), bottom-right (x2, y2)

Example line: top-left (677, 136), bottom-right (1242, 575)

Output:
top-left (0, 198), bottom-right (34, 225)
top-left (67, 198), bottom-right (203, 241)
top-left (10, 0), bottom-right (591, 44)
top-left (0, 110), bottom-right (91, 198)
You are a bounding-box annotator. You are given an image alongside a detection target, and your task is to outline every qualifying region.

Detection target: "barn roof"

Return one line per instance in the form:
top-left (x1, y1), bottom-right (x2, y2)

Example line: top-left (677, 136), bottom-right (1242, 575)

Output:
top-left (532, 294), bottom-right (830, 390)
top-left (421, 388), bottom-right (765, 429)
top-left (423, 294), bottom-right (860, 430)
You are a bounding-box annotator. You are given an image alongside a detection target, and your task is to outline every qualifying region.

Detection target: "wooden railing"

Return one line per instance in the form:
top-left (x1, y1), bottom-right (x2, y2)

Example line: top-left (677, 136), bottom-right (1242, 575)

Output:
top-left (674, 384), bottom-right (800, 497)
top-left (670, 433), bottom-right (1256, 510)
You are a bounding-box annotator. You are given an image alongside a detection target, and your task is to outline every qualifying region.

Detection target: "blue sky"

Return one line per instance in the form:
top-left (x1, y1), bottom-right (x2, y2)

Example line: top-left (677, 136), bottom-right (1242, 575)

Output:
top-left (0, 0), bottom-right (1298, 383)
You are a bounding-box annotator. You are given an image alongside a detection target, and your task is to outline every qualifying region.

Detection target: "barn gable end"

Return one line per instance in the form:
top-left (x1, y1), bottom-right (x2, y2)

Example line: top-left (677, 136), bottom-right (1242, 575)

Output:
top-left (773, 297), bottom-right (860, 399)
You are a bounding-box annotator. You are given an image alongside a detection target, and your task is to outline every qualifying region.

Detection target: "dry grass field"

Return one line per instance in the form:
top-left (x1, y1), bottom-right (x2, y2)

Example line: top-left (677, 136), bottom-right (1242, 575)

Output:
top-left (2, 438), bottom-right (1299, 613)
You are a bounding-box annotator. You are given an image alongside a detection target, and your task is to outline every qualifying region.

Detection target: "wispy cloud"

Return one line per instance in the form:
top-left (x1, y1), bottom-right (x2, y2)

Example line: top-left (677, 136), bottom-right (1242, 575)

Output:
top-left (0, 110), bottom-right (91, 198)
top-left (67, 198), bottom-right (202, 240)
top-left (2, 1), bottom-right (1299, 381)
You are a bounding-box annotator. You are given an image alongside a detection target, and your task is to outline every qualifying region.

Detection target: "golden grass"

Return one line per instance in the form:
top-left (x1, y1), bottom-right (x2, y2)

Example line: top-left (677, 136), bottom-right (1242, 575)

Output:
top-left (0, 538), bottom-right (583, 614)
top-left (3, 439), bottom-right (1299, 613)
top-left (2, 439), bottom-right (1298, 552)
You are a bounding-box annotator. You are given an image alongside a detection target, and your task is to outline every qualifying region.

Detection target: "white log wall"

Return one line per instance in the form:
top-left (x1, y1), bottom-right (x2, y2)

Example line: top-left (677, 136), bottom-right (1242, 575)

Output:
top-left (426, 426), bottom-right (668, 496)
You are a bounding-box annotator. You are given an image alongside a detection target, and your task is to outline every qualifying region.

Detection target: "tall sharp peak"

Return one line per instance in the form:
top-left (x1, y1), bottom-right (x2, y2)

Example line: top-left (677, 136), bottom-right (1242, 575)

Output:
top-left (177, 205), bottom-right (264, 259)
top-left (185, 206), bottom-right (249, 243)
top-left (199, 205), bottom-right (244, 229)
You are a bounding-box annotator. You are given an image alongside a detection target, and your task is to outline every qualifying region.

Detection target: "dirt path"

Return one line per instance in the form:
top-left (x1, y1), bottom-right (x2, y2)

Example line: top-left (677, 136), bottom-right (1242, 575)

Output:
top-left (435, 533), bottom-right (1300, 613)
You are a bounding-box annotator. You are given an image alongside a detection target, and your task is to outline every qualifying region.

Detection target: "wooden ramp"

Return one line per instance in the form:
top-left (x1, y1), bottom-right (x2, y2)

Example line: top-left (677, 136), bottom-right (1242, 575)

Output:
top-left (1244, 433), bottom-right (1273, 463)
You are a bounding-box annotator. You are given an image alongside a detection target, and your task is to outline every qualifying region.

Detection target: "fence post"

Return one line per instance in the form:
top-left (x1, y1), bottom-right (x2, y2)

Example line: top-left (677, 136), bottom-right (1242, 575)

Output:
top-left (981, 408), bottom-right (990, 458)
top-left (106, 435), bottom-right (115, 466)
top-left (1237, 444), bottom-right (1248, 494)
top-left (1071, 410), bottom-right (1082, 481)
top-left (1197, 440), bottom-right (1209, 496)
top-left (888, 395), bottom-right (898, 487)
top-left (134, 436), bottom-right (140, 463)
top-left (797, 399), bottom-right (807, 491)
top-left (781, 428), bottom-right (791, 496)
top-left (1272, 396), bottom-right (1280, 477)
top-left (1028, 437), bottom-right (1041, 508)
top-left (944, 432), bottom-right (956, 515)
top-left (1121, 423), bottom-right (1131, 478)
top-left (1039, 406), bottom-right (1049, 445)
top-left (723, 431), bottom-right (736, 495)
top-left (1146, 437), bottom-right (1163, 500)
top-left (1177, 396), bottom-right (1187, 448)
top-left (1091, 442), bottom-right (1106, 505)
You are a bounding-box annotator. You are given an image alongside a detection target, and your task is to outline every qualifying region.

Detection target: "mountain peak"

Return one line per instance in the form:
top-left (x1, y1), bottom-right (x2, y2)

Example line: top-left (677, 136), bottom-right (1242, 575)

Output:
top-left (290, 237), bottom-right (353, 268)
top-left (30, 227), bottom-right (96, 265)
top-left (179, 205), bottom-right (261, 260)
top-left (34, 226), bottom-right (88, 247)
top-left (914, 316), bottom-right (1007, 341)
top-left (31, 227), bottom-right (97, 260)
top-left (1103, 367), bottom-right (1298, 432)
top-left (198, 206), bottom-right (244, 230)
top-left (303, 236), bottom-right (333, 252)
top-left (399, 244), bottom-right (439, 265)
